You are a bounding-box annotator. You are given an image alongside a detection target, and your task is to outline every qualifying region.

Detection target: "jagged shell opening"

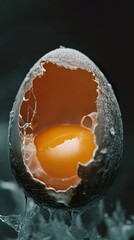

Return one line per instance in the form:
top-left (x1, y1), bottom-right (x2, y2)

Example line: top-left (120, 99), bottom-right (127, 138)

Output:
top-left (19, 62), bottom-right (98, 191)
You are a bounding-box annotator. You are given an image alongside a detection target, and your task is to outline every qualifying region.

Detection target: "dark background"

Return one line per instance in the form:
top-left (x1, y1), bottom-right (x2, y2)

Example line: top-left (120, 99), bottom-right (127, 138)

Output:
top-left (0, 0), bottom-right (134, 239)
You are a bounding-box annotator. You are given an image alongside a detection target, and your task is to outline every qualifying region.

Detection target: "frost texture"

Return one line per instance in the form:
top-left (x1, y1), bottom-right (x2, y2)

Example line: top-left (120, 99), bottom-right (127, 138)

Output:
top-left (19, 87), bottom-right (39, 134)
top-left (0, 180), bottom-right (134, 240)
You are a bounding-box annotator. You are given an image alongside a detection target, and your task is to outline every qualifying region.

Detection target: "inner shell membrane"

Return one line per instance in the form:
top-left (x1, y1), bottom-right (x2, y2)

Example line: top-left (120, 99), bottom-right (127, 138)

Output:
top-left (19, 62), bottom-right (98, 191)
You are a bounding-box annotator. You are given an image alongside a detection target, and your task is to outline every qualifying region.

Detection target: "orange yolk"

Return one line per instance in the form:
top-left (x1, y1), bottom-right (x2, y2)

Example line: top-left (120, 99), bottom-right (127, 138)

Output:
top-left (34, 125), bottom-right (96, 190)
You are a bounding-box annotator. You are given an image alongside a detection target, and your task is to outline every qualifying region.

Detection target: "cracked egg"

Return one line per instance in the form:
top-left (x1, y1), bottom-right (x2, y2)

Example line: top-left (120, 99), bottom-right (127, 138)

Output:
top-left (9, 48), bottom-right (123, 209)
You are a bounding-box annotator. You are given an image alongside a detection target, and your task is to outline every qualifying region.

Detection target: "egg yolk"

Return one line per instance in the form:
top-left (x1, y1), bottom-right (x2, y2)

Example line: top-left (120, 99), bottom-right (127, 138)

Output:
top-left (34, 124), bottom-right (96, 190)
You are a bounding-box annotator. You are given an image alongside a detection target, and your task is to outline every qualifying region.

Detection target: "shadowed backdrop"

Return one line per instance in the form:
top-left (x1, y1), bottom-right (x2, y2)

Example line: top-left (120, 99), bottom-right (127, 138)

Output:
top-left (0, 0), bottom-right (134, 239)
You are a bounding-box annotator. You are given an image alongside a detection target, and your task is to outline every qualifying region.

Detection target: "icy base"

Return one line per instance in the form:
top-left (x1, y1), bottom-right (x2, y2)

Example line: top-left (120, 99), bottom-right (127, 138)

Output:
top-left (0, 181), bottom-right (134, 240)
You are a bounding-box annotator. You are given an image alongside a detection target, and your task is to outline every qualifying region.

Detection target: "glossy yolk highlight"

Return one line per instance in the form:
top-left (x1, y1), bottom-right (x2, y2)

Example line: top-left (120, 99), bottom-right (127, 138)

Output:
top-left (34, 125), bottom-right (96, 190)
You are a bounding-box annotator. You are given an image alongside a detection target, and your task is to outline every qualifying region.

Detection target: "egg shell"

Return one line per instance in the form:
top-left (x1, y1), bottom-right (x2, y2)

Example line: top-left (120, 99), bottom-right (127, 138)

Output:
top-left (9, 48), bottom-right (123, 209)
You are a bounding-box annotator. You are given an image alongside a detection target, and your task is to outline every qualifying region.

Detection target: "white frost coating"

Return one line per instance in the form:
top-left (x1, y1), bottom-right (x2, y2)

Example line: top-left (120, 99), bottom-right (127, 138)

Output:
top-left (21, 134), bottom-right (36, 165)
top-left (28, 61), bottom-right (46, 80)
top-left (110, 127), bottom-right (115, 136)
top-left (100, 148), bottom-right (107, 154)
top-left (19, 88), bottom-right (39, 133)
top-left (21, 134), bottom-right (47, 177)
